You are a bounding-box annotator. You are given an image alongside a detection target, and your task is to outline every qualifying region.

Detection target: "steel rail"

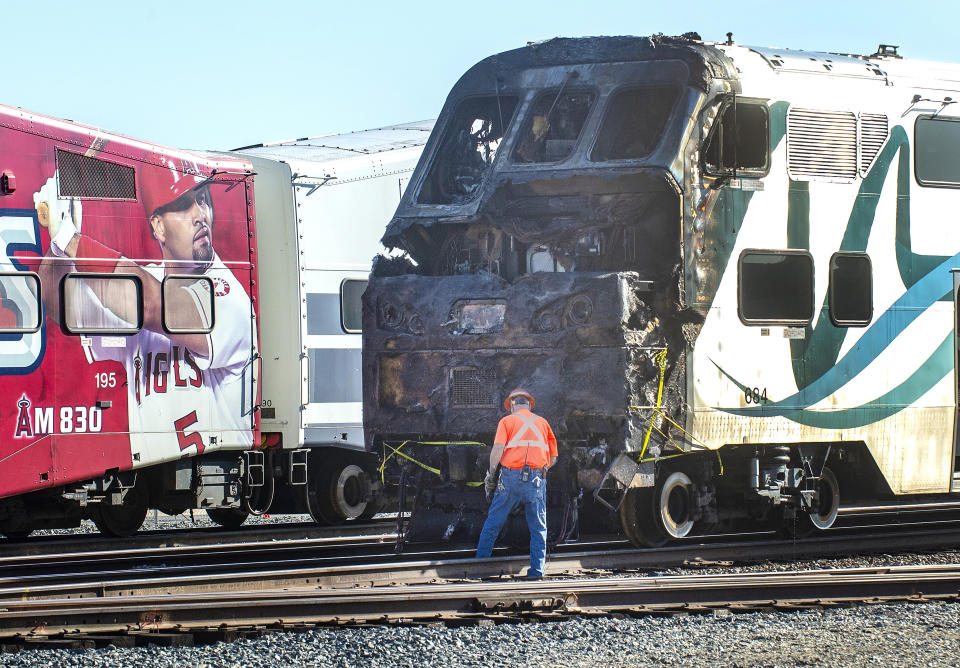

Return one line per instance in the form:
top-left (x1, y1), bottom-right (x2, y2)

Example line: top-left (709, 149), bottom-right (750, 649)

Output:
top-left (0, 520), bottom-right (396, 559)
top-left (2, 526), bottom-right (960, 603)
top-left (2, 564), bottom-right (959, 637)
top-left (0, 531), bottom-right (396, 571)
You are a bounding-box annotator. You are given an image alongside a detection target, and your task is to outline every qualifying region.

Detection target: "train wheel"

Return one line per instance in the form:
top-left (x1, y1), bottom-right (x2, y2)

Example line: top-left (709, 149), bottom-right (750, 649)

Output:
top-left (310, 459), bottom-right (373, 525)
top-left (619, 486), bottom-right (667, 548)
top-left (658, 472), bottom-right (695, 539)
top-left (325, 463), bottom-right (371, 522)
top-left (804, 466), bottom-right (840, 531)
top-left (92, 485), bottom-right (148, 538)
top-left (206, 508), bottom-right (249, 529)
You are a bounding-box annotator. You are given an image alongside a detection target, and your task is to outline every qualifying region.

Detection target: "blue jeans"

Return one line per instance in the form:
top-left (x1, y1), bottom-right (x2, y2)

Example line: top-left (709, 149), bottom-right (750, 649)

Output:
top-left (475, 466), bottom-right (547, 577)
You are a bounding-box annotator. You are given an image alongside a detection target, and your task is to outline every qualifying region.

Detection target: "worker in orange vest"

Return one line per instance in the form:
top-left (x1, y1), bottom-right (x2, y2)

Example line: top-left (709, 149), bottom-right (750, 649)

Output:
top-left (476, 388), bottom-right (558, 579)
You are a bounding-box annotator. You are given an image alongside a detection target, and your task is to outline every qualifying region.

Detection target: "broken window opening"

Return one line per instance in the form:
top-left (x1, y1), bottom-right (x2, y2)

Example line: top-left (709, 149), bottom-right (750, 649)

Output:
top-left (418, 95), bottom-right (519, 205)
top-left (703, 100), bottom-right (770, 175)
top-left (526, 245), bottom-right (566, 273)
top-left (513, 90), bottom-right (595, 164)
top-left (591, 85), bottom-right (680, 161)
top-left (432, 227), bottom-right (522, 279)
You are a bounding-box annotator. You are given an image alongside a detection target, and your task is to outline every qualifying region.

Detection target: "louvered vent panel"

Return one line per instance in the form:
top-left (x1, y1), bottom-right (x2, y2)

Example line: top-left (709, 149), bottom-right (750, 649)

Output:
top-left (787, 109), bottom-right (858, 181)
top-left (859, 113), bottom-right (889, 176)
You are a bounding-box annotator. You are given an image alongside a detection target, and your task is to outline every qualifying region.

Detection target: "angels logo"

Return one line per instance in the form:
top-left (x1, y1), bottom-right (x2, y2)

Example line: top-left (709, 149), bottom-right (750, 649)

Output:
top-left (212, 277), bottom-right (230, 297)
top-left (14, 394), bottom-right (32, 438)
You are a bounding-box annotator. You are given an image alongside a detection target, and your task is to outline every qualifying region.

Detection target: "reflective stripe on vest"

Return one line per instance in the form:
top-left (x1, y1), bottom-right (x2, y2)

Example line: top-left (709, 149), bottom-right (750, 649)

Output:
top-left (504, 413), bottom-right (548, 451)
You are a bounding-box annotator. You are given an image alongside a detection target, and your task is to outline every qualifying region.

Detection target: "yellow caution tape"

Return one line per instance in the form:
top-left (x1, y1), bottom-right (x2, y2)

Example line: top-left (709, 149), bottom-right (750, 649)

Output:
top-left (629, 346), bottom-right (724, 476)
top-left (638, 347), bottom-right (668, 460)
top-left (379, 440), bottom-right (486, 487)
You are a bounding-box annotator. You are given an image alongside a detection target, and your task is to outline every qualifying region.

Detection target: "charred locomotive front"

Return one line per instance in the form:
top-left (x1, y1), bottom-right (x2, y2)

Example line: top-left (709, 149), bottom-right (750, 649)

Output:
top-left (363, 36), bottom-right (737, 543)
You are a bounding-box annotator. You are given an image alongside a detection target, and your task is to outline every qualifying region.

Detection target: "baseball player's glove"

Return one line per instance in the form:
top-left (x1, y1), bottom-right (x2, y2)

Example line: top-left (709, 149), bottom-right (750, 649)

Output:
top-left (34, 175), bottom-right (82, 256)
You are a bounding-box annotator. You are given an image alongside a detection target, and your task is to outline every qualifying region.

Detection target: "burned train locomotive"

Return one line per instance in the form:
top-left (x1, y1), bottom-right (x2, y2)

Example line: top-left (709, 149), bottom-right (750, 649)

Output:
top-left (363, 35), bottom-right (960, 546)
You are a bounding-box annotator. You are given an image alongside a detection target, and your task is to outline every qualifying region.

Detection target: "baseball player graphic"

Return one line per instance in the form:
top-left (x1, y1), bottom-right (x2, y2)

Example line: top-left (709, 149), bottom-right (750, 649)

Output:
top-left (36, 160), bottom-right (254, 465)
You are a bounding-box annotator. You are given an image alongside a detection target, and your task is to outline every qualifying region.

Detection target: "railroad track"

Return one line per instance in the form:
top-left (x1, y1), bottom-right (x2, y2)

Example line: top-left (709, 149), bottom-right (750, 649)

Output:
top-left (2, 563), bottom-right (959, 646)
top-left (0, 519), bottom-right (397, 558)
top-left (5, 522), bottom-right (960, 597)
top-left (2, 523), bottom-right (960, 650)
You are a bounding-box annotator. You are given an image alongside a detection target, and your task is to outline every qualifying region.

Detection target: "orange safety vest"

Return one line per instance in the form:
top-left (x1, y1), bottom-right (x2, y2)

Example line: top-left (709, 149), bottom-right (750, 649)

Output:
top-left (495, 409), bottom-right (557, 470)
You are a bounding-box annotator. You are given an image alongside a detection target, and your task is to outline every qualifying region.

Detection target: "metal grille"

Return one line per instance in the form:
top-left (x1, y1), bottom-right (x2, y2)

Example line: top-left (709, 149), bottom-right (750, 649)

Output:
top-left (450, 366), bottom-right (497, 407)
top-left (787, 108), bottom-right (858, 182)
top-left (859, 113), bottom-right (889, 176)
top-left (57, 149), bottom-right (136, 199)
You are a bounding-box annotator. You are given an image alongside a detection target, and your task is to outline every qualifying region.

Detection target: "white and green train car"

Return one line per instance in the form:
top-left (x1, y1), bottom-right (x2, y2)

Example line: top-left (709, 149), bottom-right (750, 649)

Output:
top-left (362, 35), bottom-right (960, 545)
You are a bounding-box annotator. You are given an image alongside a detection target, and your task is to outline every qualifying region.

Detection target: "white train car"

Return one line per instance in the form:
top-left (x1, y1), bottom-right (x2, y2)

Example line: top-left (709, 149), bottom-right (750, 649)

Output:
top-left (228, 121), bottom-right (433, 524)
top-left (361, 35), bottom-right (960, 546)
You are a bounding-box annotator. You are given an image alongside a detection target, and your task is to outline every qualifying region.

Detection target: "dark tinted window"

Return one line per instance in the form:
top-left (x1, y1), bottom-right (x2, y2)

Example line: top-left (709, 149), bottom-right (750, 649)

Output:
top-left (341, 279), bottom-right (366, 333)
top-left (829, 252), bottom-right (872, 327)
top-left (592, 86), bottom-right (678, 161)
top-left (738, 251), bottom-right (814, 325)
top-left (419, 95), bottom-right (518, 204)
top-left (916, 116), bottom-right (960, 187)
top-left (704, 101), bottom-right (770, 174)
top-left (513, 90), bottom-right (594, 163)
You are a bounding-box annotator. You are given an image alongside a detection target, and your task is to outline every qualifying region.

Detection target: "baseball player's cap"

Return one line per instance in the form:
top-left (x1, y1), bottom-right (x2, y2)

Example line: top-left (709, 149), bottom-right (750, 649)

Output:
top-left (141, 159), bottom-right (209, 218)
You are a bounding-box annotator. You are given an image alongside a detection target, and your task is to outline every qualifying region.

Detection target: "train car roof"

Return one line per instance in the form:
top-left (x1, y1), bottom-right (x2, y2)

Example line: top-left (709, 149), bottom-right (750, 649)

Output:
top-left (233, 121), bottom-right (435, 164)
top-left (720, 43), bottom-right (960, 90)
top-left (0, 102), bottom-right (252, 174)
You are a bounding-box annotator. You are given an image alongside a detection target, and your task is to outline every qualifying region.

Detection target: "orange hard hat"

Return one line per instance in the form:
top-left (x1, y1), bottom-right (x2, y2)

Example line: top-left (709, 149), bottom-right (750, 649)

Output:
top-left (504, 388), bottom-right (535, 411)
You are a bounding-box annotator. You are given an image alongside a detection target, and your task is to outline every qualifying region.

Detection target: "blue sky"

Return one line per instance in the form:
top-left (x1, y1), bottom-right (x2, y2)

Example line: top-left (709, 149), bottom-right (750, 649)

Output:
top-left (4, 0), bottom-right (956, 151)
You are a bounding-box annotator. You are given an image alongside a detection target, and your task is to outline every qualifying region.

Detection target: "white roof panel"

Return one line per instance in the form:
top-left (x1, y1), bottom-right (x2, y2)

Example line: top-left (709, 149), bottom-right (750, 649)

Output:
top-left (234, 121), bottom-right (434, 164)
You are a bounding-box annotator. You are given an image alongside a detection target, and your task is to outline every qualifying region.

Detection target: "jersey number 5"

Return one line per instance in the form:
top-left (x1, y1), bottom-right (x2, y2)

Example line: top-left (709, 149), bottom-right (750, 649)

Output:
top-left (175, 411), bottom-right (205, 455)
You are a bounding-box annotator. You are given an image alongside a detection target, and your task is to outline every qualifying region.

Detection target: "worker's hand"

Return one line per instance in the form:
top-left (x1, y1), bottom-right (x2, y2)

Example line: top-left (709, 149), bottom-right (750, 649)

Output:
top-left (34, 175), bottom-right (81, 256)
top-left (484, 469), bottom-right (497, 502)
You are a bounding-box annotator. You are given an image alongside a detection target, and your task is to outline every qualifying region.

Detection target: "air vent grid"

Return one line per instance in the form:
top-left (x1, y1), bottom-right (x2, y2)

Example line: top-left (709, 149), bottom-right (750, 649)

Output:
top-left (57, 149), bottom-right (136, 200)
top-left (450, 366), bottom-right (497, 408)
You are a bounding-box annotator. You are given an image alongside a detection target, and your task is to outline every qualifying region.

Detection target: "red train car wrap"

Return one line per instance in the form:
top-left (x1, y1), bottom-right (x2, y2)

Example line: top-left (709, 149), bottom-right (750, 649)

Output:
top-left (0, 106), bottom-right (259, 500)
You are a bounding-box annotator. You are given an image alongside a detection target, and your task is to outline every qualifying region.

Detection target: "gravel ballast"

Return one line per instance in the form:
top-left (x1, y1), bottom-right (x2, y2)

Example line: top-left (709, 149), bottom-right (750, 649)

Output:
top-left (10, 520), bottom-right (960, 666)
top-left (1, 600), bottom-right (958, 667)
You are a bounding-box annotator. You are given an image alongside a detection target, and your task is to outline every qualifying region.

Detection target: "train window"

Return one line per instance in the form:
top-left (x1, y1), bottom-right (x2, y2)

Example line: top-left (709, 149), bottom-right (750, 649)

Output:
top-left (704, 100), bottom-right (770, 176)
top-left (418, 95), bottom-right (518, 205)
top-left (916, 116), bottom-right (960, 187)
top-left (162, 275), bottom-right (214, 334)
top-left (738, 250), bottom-right (814, 326)
top-left (828, 252), bottom-right (872, 327)
top-left (56, 149), bottom-right (136, 200)
top-left (513, 90), bottom-right (595, 163)
top-left (591, 85), bottom-right (679, 161)
top-left (0, 272), bottom-right (42, 333)
top-left (341, 279), bottom-right (367, 333)
top-left (62, 273), bottom-right (143, 334)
